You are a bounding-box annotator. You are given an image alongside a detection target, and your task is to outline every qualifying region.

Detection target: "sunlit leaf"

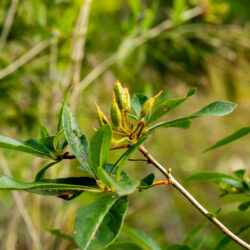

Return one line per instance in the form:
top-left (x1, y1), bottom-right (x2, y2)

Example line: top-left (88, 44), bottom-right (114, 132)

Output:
top-left (39, 123), bottom-right (50, 138)
top-left (131, 93), bottom-right (148, 117)
top-left (203, 127), bottom-right (250, 153)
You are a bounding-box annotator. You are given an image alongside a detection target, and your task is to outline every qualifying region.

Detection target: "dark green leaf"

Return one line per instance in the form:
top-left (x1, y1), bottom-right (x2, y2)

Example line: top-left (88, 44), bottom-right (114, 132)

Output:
top-left (57, 86), bottom-right (73, 132)
top-left (139, 173), bottom-right (155, 189)
top-left (234, 169), bottom-right (246, 179)
top-left (183, 223), bottom-right (206, 244)
top-left (107, 241), bottom-right (143, 250)
top-left (89, 124), bottom-right (112, 176)
top-left (0, 135), bottom-right (51, 158)
top-left (215, 225), bottom-right (250, 250)
top-left (98, 164), bottom-right (139, 196)
top-left (147, 88), bottom-right (196, 125)
top-left (39, 136), bottom-right (55, 152)
top-left (238, 200), bottom-right (250, 211)
top-left (39, 123), bottom-right (50, 138)
top-left (74, 194), bottom-right (128, 250)
top-left (131, 93), bottom-right (148, 117)
top-left (203, 127), bottom-right (250, 153)
top-left (35, 162), bottom-right (58, 181)
top-left (122, 225), bottom-right (161, 250)
top-left (165, 244), bottom-right (192, 250)
top-left (45, 228), bottom-right (74, 242)
top-left (184, 171), bottom-right (242, 187)
top-left (0, 175), bottom-right (101, 194)
top-left (62, 106), bottom-right (93, 176)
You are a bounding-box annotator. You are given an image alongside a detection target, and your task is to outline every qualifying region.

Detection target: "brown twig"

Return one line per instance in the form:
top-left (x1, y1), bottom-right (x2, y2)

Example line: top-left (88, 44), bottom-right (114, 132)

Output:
top-left (138, 146), bottom-right (250, 249)
top-left (109, 144), bottom-right (130, 151)
top-left (128, 158), bottom-right (148, 162)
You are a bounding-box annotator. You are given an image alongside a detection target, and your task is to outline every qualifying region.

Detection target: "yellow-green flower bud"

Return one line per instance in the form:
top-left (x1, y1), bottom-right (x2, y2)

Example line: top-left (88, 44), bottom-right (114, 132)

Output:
top-left (111, 92), bottom-right (122, 128)
top-left (140, 90), bottom-right (163, 118)
top-left (95, 102), bottom-right (109, 126)
top-left (124, 88), bottom-right (131, 111)
top-left (114, 80), bottom-right (126, 110)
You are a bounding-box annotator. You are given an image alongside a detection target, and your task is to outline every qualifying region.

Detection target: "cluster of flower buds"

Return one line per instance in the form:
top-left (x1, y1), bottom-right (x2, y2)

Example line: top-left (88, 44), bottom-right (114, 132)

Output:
top-left (94, 81), bottom-right (162, 146)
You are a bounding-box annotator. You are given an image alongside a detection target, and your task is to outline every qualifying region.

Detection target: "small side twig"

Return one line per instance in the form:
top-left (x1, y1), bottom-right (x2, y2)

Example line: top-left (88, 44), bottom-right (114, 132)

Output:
top-left (138, 146), bottom-right (250, 249)
top-left (109, 144), bottom-right (130, 151)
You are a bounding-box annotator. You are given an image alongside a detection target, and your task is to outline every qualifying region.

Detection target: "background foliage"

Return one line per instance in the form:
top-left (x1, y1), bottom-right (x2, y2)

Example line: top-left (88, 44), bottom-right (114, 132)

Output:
top-left (0, 0), bottom-right (249, 249)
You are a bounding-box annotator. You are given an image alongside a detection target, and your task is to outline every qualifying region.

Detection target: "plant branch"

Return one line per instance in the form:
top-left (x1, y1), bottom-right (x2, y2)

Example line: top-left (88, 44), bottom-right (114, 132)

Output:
top-left (0, 0), bottom-right (19, 53)
top-left (138, 146), bottom-right (250, 249)
top-left (76, 5), bottom-right (206, 93)
top-left (0, 39), bottom-right (50, 80)
top-left (0, 152), bottom-right (42, 249)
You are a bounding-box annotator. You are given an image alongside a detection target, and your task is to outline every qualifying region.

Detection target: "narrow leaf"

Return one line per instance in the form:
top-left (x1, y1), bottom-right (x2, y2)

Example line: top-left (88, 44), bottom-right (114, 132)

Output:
top-left (0, 175), bottom-right (102, 193)
top-left (35, 162), bottom-right (58, 181)
top-left (89, 124), bottom-right (112, 175)
top-left (0, 135), bottom-right (51, 157)
top-left (39, 136), bottom-right (55, 152)
top-left (53, 129), bottom-right (65, 153)
top-left (147, 88), bottom-right (196, 125)
top-left (122, 225), bottom-right (161, 250)
top-left (203, 127), bottom-right (250, 153)
top-left (45, 228), bottom-right (74, 242)
top-left (57, 86), bottom-right (73, 132)
top-left (40, 123), bottom-right (50, 138)
top-left (74, 194), bottom-right (128, 250)
top-left (148, 119), bottom-right (191, 130)
top-left (184, 172), bottom-right (243, 189)
top-left (63, 106), bottom-right (93, 176)
top-left (114, 136), bottom-right (148, 179)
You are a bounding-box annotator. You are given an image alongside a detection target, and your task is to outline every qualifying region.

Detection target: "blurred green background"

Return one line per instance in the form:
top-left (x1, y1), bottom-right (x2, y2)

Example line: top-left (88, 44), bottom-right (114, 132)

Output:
top-left (0, 0), bottom-right (249, 249)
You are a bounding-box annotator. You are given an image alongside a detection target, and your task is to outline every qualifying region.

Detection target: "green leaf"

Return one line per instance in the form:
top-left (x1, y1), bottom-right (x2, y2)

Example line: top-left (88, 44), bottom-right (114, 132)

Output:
top-left (203, 127), bottom-right (250, 153)
top-left (165, 244), bottom-right (192, 250)
top-left (183, 223), bottom-right (206, 244)
top-left (191, 101), bottom-right (237, 117)
top-left (147, 88), bottom-right (196, 125)
top-left (148, 100), bottom-right (236, 132)
top-left (39, 136), bottom-right (55, 152)
top-left (0, 135), bottom-right (51, 158)
top-left (107, 241), bottom-right (143, 250)
top-left (127, 0), bottom-right (141, 15)
top-left (112, 136), bottom-right (148, 179)
top-left (238, 200), bottom-right (250, 211)
top-left (139, 173), bottom-right (155, 189)
top-left (45, 228), bottom-right (74, 242)
top-left (148, 118), bottom-right (191, 130)
top-left (62, 106), bottom-right (93, 176)
top-left (98, 164), bottom-right (139, 196)
top-left (53, 129), bottom-right (65, 153)
top-left (215, 225), bottom-right (250, 250)
top-left (74, 194), bottom-right (128, 250)
top-left (122, 225), bottom-right (161, 250)
top-left (184, 172), bottom-right (243, 189)
top-left (0, 175), bottom-right (102, 194)
top-left (39, 123), bottom-right (50, 138)
top-left (131, 93), bottom-right (148, 117)
top-left (35, 162), bottom-right (58, 181)
top-left (89, 124), bottom-right (112, 176)
top-left (57, 86), bottom-right (73, 132)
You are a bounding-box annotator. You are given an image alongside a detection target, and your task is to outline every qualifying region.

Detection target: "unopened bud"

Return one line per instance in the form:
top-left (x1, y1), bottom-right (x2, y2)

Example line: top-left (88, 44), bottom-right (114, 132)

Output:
top-left (114, 80), bottom-right (126, 110)
top-left (140, 90), bottom-right (163, 118)
top-left (95, 102), bottom-right (109, 126)
top-left (124, 88), bottom-right (131, 111)
top-left (111, 92), bottom-right (122, 128)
